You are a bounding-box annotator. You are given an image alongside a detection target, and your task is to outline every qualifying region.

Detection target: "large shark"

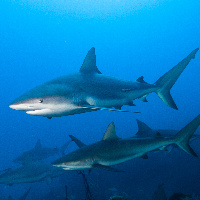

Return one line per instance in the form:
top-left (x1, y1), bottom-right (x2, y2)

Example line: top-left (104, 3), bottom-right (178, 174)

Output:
top-left (0, 161), bottom-right (65, 185)
top-left (52, 115), bottom-right (200, 172)
top-left (13, 139), bottom-right (71, 165)
top-left (9, 48), bottom-right (199, 118)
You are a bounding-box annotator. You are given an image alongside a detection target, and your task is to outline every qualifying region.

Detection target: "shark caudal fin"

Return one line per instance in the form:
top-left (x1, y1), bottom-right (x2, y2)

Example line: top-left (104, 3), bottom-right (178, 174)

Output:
top-left (174, 114), bottom-right (200, 157)
top-left (155, 48), bottom-right (199, 110)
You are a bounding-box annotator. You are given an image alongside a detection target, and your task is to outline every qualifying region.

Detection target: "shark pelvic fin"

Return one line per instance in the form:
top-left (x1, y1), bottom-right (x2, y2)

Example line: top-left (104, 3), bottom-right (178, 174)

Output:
top-left (18, 187), bottom-right (31, 200)
top-left (155, 48), bottom-right (199, 110)
top-left (174, 114), bottom-right (200, 157)
top-left (92, 164), bottom-right (125, 172)
top-left (35, 139), bottom-right (42, 150)
top-left (102, 122), bottom-right (119, 141)
top-left (140, 153), bottom-right (148, 159)
top-left (80, 47), bottom-right (102, 74)
top-left (69, 135), bottom-right (86, 148)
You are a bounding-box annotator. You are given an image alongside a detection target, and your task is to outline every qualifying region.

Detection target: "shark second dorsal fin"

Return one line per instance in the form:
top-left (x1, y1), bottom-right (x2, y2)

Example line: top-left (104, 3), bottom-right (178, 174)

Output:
top-left (80, 47), bottom-right (102, 74)
top-left (136, 119), bottom-right (152, 137)
top-left (102, 122), bottom-right (119, 140)
top-left (34, 139), bottom-right (42, 150)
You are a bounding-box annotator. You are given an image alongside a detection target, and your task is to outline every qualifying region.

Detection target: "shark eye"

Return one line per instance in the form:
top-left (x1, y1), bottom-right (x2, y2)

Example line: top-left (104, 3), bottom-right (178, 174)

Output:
top-left (39, 99), bottom-right (43, 103)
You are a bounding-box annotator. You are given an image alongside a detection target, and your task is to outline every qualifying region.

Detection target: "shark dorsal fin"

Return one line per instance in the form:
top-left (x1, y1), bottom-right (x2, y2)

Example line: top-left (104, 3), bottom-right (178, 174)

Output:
top-left (34, 139), bottom-right (42, 150)
top-left (136, 119), bottom-right (152, 137)
top-left (80, 47), bottom-right (102, 74)
top-left (102, 122), bottom-right (119, 140)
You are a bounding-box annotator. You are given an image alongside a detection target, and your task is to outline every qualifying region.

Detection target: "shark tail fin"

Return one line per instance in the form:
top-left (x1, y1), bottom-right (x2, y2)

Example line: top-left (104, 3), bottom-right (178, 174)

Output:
top-left (155, 48), bottom-right (199, 110)
top-left (174, 114), bottom-right (200, 157)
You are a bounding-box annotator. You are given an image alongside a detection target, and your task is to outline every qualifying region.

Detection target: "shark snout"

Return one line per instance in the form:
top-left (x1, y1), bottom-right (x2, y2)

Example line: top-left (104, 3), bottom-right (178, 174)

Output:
top-left (9, 103), bottom-right (33, 111)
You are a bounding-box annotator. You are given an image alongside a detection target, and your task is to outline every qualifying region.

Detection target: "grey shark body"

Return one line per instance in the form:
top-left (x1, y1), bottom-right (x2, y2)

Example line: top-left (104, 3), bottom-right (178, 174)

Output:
top-left (134, 119), bottom-right (199, 152)
top-left (9, 48), bottom-right (199, 118)
top-left (0, 161), bottom-right (65, 185)
top-left (0, 187), bottom-right (31, 200)
top-left (13, 139), bottom-right (60, 165)
top-left (52, 115), bottom-right (200, 171)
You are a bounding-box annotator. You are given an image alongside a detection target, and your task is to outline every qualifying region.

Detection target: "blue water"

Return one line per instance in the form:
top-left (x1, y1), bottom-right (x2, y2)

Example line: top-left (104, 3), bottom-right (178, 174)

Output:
top-left (0, 0), bottom-right (200, 199)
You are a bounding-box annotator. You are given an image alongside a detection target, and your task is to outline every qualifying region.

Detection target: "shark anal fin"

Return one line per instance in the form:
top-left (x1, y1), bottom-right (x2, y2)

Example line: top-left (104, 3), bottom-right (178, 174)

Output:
top-left (126, 101), bottom-right (136, 106)
top-left (139, 94), bottom-right (148, 102)
top-left (92, 164), bottom-right (125, 172)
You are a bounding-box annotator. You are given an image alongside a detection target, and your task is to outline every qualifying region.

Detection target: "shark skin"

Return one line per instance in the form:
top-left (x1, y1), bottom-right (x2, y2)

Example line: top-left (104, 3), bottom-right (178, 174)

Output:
top-left (9, 47), bottom-right (199, 118)
top-left (0, 187), bottom-right (31, 200)
top-left (52, 115), bottom-right (200, 172)
top-left (134, 119), bottom-right (199, 152)
top-left (0, 161), bottom-right (65, 185)
top-left (13, 139), bottom-right (71, 165)
top-left (13, 139), bottom-right (60, 165)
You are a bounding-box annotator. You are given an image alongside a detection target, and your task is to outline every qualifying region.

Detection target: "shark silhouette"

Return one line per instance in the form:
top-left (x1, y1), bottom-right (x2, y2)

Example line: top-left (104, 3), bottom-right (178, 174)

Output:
top-left (52, 114), bottom-right (200, 172)
top-left (0, 161), bottom-right (65, 185)
top-left (9, 47), bottom-right (199, 118)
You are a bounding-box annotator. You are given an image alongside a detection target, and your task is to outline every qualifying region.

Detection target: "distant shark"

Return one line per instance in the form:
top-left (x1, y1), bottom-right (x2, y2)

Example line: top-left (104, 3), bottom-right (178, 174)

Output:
top-left (52, 115), bottom-right (200, 172)
top-left (134, 119), bottom-right (199, 152)
top-left (9, 48), bottom-right (199, 118)
top-left (0, 187), bottom-right (31, 200)
top-left (13, 139), bottom-right (71, 165)
top-left (0, 161), bottom-right (65, 185)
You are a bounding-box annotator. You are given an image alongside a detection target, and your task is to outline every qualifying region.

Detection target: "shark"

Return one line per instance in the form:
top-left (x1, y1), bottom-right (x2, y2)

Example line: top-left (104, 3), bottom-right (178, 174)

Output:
top-left (0, 187), bottom-right (31, 200)
top-left (0, 161), bottom-right (65, 185)
top-left (133, 119), bottom-right (199, 152)
top-left (9, 47), bottom-right (199, 118)
top-left (13, 139), bottom-right (71, 165)
top-left (52, 114), bottom-right (200, 172)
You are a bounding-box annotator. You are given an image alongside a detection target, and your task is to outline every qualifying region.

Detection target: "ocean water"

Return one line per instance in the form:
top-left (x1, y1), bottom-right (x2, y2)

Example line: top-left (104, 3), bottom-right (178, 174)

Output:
top-left (0, 0), bottom-right (200, 199)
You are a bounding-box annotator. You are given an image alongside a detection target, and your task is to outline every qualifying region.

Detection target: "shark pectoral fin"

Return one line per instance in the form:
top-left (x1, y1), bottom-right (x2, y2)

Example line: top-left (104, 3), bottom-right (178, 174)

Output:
top-left (45, 176), bottom-right (52, 184)
top-left (18, 187), bottom-right (31, 200)
top-left (69, 135), bottom-right (86, 148)
top-left (140, 153), bottom-right (148, 159)
top-left (92, 164), bottom-right (125, 172)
